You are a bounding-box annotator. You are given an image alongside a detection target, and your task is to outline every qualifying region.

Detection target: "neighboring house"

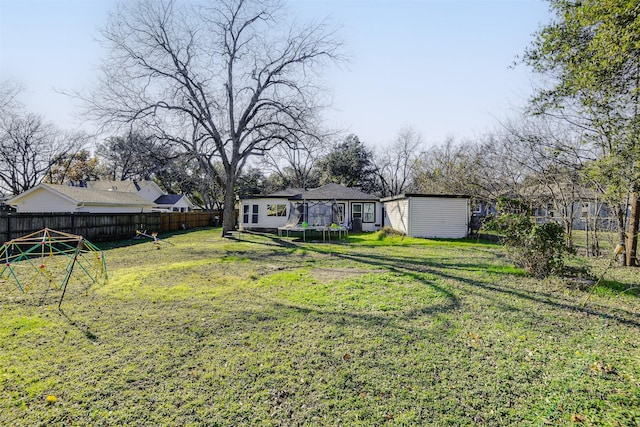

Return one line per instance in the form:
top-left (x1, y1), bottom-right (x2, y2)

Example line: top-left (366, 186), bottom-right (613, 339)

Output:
top-left (240, 183), bottom-right (383, 232)
top-left (532, 198), bottom-right (619, 232)
top-left (84, 180), bottom-right (196, 212)
top-left (8, 183), bottom-right (154, 213)
top-left (152, 194), bottom-right (195, 212)
top-left (382, 194), bottom-right (471, 239)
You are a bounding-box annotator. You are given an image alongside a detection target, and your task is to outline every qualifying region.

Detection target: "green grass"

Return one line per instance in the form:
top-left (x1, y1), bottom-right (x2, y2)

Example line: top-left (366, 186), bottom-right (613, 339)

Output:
top-left (1, 229), bottom-right (639, 426)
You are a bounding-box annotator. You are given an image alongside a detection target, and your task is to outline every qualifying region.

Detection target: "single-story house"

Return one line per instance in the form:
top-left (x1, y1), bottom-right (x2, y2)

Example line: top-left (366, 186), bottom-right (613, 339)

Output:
top-left (382, 194), bottom-right (471, 239)
top-left (240, 183), bottom-right (383, 232)
top-left (152, 194), bottom-right (195, 212)
top-left (8, 183), bottom-right (154, 213)
top-left (84, 180), bottom-right (196, 212)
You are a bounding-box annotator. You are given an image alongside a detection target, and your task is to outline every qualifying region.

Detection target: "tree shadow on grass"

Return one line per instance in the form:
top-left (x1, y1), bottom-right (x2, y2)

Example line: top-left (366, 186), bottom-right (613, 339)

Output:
top-left (597, 279), bottom-right (640, 297)
top-left (246, 236), bottom-right (551, 316)
top-left (258, 298), bottom-right (456, 345)
top-left (58, 308), bottom-right (99, 341)
top-left (165, 231), bottom-right (639, 329)
top-left (325, 248), bottom-right (640, 329)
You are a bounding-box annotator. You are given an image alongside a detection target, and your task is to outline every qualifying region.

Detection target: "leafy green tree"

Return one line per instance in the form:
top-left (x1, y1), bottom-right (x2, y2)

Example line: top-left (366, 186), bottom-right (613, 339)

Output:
top-left (317, 134), bottom-right (377, 192)
top-left (96, 131), bottom-right (176, 182)
top-left (236, 167), bottom-right (267, 197)
top-left (523, 0), bottom-right (640, 265)
top-left (45, 149), bottom-right (103, 184)
top-left (484, 198), bottom-right (570, 278)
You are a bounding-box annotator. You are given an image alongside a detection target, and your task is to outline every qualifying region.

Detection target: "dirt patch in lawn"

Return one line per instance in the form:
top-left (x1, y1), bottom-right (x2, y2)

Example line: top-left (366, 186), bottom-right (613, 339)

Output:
top-left (309, 267), bottom-right (373, 283)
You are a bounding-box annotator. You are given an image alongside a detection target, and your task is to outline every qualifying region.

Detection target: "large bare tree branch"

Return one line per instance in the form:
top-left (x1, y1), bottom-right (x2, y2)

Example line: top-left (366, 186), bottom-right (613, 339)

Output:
top-left (85, 0), bottom-right (342, 234)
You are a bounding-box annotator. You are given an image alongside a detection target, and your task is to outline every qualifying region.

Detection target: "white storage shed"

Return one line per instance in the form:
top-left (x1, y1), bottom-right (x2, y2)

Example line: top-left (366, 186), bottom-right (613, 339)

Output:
top-left (382, 194), bottom-right (470, 239)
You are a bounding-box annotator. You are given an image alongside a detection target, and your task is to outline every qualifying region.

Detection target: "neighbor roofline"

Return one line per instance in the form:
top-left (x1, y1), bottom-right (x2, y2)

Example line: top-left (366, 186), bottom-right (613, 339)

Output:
top-left (240, 195), bottom-right (381, 201)
top-left (8, 183), bottom-right (78, 206)
top-left (381, 193), bottom-right (471, 202)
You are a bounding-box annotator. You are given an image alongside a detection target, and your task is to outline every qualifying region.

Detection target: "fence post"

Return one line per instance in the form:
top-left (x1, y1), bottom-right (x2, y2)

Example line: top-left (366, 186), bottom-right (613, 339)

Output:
top-left (7, 213), bottom-right (11, 241)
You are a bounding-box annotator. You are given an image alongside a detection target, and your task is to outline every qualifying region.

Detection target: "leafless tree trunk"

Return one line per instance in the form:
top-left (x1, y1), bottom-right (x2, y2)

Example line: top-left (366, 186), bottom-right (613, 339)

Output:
top-left (627, 190), bottom-right (639, 266)
top-left (85, 0), bottom-right (342, 235)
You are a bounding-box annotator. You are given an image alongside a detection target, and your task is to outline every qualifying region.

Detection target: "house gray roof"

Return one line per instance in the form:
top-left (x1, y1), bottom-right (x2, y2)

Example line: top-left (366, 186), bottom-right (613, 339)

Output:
top-left (43, 184), bottom-right (153, 206)
top-left (301, 183), bottom-right (378, 200)
top-left (261, 183), bottom-right (378, 201)
top-left (266, 188), bottom-right (307, 197)
top-left (83, 180), bottom-right (153, 192)
top-left (154, 194), bottom-right (184, 205)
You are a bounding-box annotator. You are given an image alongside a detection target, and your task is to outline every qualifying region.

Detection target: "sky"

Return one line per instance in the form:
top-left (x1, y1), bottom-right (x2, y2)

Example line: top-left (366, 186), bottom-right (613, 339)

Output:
top-left (0, 0), bottom-right (552, 148)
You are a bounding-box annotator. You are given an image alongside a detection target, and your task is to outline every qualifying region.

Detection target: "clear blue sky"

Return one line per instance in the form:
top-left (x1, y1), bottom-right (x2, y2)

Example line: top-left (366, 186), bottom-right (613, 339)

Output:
top-left (0, 0), bottom-right (551, 147)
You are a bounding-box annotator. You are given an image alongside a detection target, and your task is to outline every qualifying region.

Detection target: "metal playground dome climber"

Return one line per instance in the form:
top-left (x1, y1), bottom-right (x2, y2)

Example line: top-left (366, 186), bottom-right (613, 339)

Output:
top-left (0, 228), bottom-right (107, 307)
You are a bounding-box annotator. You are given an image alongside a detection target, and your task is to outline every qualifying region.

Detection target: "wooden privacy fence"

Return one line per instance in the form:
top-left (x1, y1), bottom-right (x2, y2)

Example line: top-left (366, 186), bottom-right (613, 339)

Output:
top-left (0, 211), bottom-right (221, 243)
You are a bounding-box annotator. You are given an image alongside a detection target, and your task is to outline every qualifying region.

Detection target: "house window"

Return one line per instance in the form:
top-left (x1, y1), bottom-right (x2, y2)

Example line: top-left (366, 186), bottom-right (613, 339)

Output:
top-left (252, 204), bottom-right (259, 223)
top-left (267, 204), bottom-right (287, 217)
top-left (336, 203), bottom-right (345, 224)
top-left (298, 203), bottom-right (308, 223)
top-left (352, 203), bottom-right (362, 220)
top-left (582, 204), bottom-right (589, 217)
top-left (363, 202), bottom-right (375, 223)
top-left (243, 205), bottom-right (249, 223)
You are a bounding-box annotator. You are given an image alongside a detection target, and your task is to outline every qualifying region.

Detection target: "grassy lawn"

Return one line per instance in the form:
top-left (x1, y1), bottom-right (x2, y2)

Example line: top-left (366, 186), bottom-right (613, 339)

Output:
top-left (1, 229), bottom-right (639, 426)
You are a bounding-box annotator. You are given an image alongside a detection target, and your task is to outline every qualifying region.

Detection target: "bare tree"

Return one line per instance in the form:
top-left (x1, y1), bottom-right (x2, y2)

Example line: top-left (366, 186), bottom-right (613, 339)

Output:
top-left (471, 134), bottom-right (528, 201)
top-left (0, 79), bottom-right (23, 115)
top-left (373, 127), bottom-right (423, 197)
top-left (412, 137), bottom-right (481, 196)
top-left (410, 134), bottom-right (532, 223)
top-left (86, 0), bottom-right (342, 234)
top-left (0, 113), bottom-right (85, 195)
top-left (260, 132), bottom-right (327, 190)
top-left (497, 115), bottom-right (590, 246)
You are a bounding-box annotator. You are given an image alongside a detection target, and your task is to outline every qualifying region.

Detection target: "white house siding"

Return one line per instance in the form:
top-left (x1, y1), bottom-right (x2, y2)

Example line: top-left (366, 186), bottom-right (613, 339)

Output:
top-left (384, 199), bottom-right (410, 235)
top-left (240, 198), bottom-right (384, 232)
top-left (343, 200), bottom-right (383, 232)
top-left (137, 182), bottom-right (165, 203)
top-left (359, 201), bottom-right (383, 232)
top-left (155, 198), bottom-right (193, 212)
top-left (409, 197), bottom-right (469, 239)
top-left (11, 190), bottom-right (77, 213)
top-left (240, 198), bottom-right (291, 230)
top-left (171, 198), bottom-right (192, 212)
